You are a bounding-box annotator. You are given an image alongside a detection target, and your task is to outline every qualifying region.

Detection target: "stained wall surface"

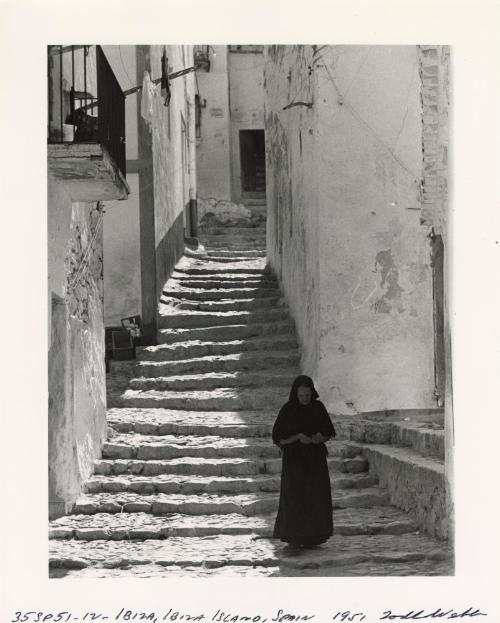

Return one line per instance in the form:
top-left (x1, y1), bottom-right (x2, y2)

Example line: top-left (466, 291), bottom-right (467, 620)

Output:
top-left (48, 177), bottom-right (106, 519)
top-left (196, 47), bottom-right (232, 203)
top-left (265, 45), bottom-right (436, 414)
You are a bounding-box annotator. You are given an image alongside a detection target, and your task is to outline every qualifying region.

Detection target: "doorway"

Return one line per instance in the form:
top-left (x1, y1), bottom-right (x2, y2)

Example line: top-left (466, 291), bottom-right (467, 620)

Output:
top-left (239, 129), bottom-right (266, 195)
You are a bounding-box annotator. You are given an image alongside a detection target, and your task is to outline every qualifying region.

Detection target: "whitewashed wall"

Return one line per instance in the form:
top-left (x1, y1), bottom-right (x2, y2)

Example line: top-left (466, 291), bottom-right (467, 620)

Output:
top-left (265, 45), bottom-right (436, 414)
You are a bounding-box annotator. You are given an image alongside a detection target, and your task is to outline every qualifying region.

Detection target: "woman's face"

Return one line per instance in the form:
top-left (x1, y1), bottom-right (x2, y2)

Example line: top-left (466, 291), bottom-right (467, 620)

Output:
top-left (297, 385), bottom-right (312, 406)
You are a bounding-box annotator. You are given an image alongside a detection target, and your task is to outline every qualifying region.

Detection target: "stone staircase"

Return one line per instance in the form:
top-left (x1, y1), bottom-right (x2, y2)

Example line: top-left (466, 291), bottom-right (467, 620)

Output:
top-left (49, 219), bottom-right (453, 578)
top-left (335, 411), bottom-right (450, 540)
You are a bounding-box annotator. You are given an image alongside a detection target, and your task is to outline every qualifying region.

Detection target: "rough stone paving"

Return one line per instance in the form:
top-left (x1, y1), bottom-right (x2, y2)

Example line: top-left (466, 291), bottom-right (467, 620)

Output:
top-left (49, 216), bottom-right (453, 577)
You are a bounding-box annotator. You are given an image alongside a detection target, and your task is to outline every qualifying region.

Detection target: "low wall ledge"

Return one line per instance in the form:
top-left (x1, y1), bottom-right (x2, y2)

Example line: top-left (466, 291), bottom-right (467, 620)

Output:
top-left (48, 143), bottom-right (130, 202)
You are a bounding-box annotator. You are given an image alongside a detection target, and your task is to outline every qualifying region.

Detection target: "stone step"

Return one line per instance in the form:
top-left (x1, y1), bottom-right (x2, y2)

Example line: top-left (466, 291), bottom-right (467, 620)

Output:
top-left (201, 230), bottom-right (266, 238)
top-left (118, 386), bottom-right (295, 411)
top-left (201, 228), bottom-right (266, 236)
top-left (102, 433), bottom-right (350, 461)
top-left (81, 472), bottom-right (378, 496)
top-left (199, 243), bottom-right (267, 253)
top-left (335, 414), bottom-right (445, 460)
top-left (105, 411), bottom-right (361, 453)
top-left (93, 457), bottom-right (275, 477)
top-left (102, 434), bottom-right (283, 460)
top-left (134, 351), bottom-right (300, 377)
top-left (49, 532), bottom-right (451, 575)
top-left (49, 507), bottom-right (415, 541)
top-left (347, 442), bottom-right (447, 540)
top-left (70, 487), bottom-right (389, 516)
top-left (170, 277), bottom-right (276, 289)
top-left (158, 308), bottom-right (289, 329)
top-left (162, 296), bottom-right (282, 313)
top-left (49, 559), bottom-right (454, 578)
top-left (93, 454), bottom-right (368, 477)
top-left (178, 252), bottom-right (266, 265)
top-left (106, 408), bottom-right (276, 437)
top-left (174, 265), bottom-right (268, 276)
top-left (173, 270), bottom-right (274, 281)
top-left (173, 267), bottom-right (272, 278)
top-left (202, 241), bottom-right (266, 251)
top-left (85, 474), bottom-right (281, 495)
top-left (162, 287), bottom-right (280, 302)
top-left (192, 255), bottom-right (267, 264)
top-left (243, 195), bottom-right (266, 203)
top-left (202, 256), bottom-right (266, 264)
top-left (157, 321), bottom-right (295, 344)
top-left (138, 335), bottom-right (298, 361)
top-left (204, 249), bottom-right (265, 258)
top-left (391, 422), bottom-right (444, 459)
top-left (128, 371), bottom-right (293, 392)
top-left (70, 492), bottom-right (279, 516)
top-left (199, 227), bottom-right (266, 236)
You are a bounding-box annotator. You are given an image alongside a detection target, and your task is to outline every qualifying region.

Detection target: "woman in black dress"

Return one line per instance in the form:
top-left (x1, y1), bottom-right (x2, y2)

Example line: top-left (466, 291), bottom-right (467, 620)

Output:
top-left (272, 375), bottom-right (336, 549)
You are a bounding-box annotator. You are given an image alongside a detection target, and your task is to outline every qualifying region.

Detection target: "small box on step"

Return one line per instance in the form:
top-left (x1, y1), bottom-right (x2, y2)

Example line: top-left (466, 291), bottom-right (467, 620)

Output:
top-left (111, 330), bottom-right (135, 360)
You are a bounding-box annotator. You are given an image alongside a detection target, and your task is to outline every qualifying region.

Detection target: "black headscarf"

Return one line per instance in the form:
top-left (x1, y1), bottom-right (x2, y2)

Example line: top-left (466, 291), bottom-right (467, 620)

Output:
top-left (288, 375), bottom-right (319, 404)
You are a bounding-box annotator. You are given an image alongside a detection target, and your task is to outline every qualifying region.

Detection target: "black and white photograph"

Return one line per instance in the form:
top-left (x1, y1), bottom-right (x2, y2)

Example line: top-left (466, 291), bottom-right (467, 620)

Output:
top-left (46, 43), bottom-right (453, 578)
top-left (1, 0), bottom-right (500, 620)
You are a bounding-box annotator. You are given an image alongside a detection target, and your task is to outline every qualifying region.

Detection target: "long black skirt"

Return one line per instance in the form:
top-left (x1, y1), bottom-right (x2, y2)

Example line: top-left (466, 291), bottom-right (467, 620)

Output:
top-left (273, 443), bottom-right (333, 545)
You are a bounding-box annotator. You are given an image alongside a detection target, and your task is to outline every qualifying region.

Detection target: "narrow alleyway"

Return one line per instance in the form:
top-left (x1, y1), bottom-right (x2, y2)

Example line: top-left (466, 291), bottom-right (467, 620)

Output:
top-left (49, 217), bottom-right (452, 577)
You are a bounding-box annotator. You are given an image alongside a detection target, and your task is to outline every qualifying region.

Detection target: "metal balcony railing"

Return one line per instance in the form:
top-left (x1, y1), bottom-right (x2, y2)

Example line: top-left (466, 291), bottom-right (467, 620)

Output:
top-left (48, 45), bottom-right (126, 178)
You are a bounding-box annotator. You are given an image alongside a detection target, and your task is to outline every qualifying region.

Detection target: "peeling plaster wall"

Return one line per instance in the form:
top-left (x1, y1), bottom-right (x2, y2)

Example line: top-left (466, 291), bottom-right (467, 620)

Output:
top-left (228, 49), bottom-right (265, 202)
top-left (265, 45), bottom-right (435, 414)
top-left (196, 46), bottom-right (232, 203)
top-left (48, 177), bottom-right (106, 519)
top-left (315, 46), bottom-right (434, 413)
top-left (264, 45), bottom-right (320, 377)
